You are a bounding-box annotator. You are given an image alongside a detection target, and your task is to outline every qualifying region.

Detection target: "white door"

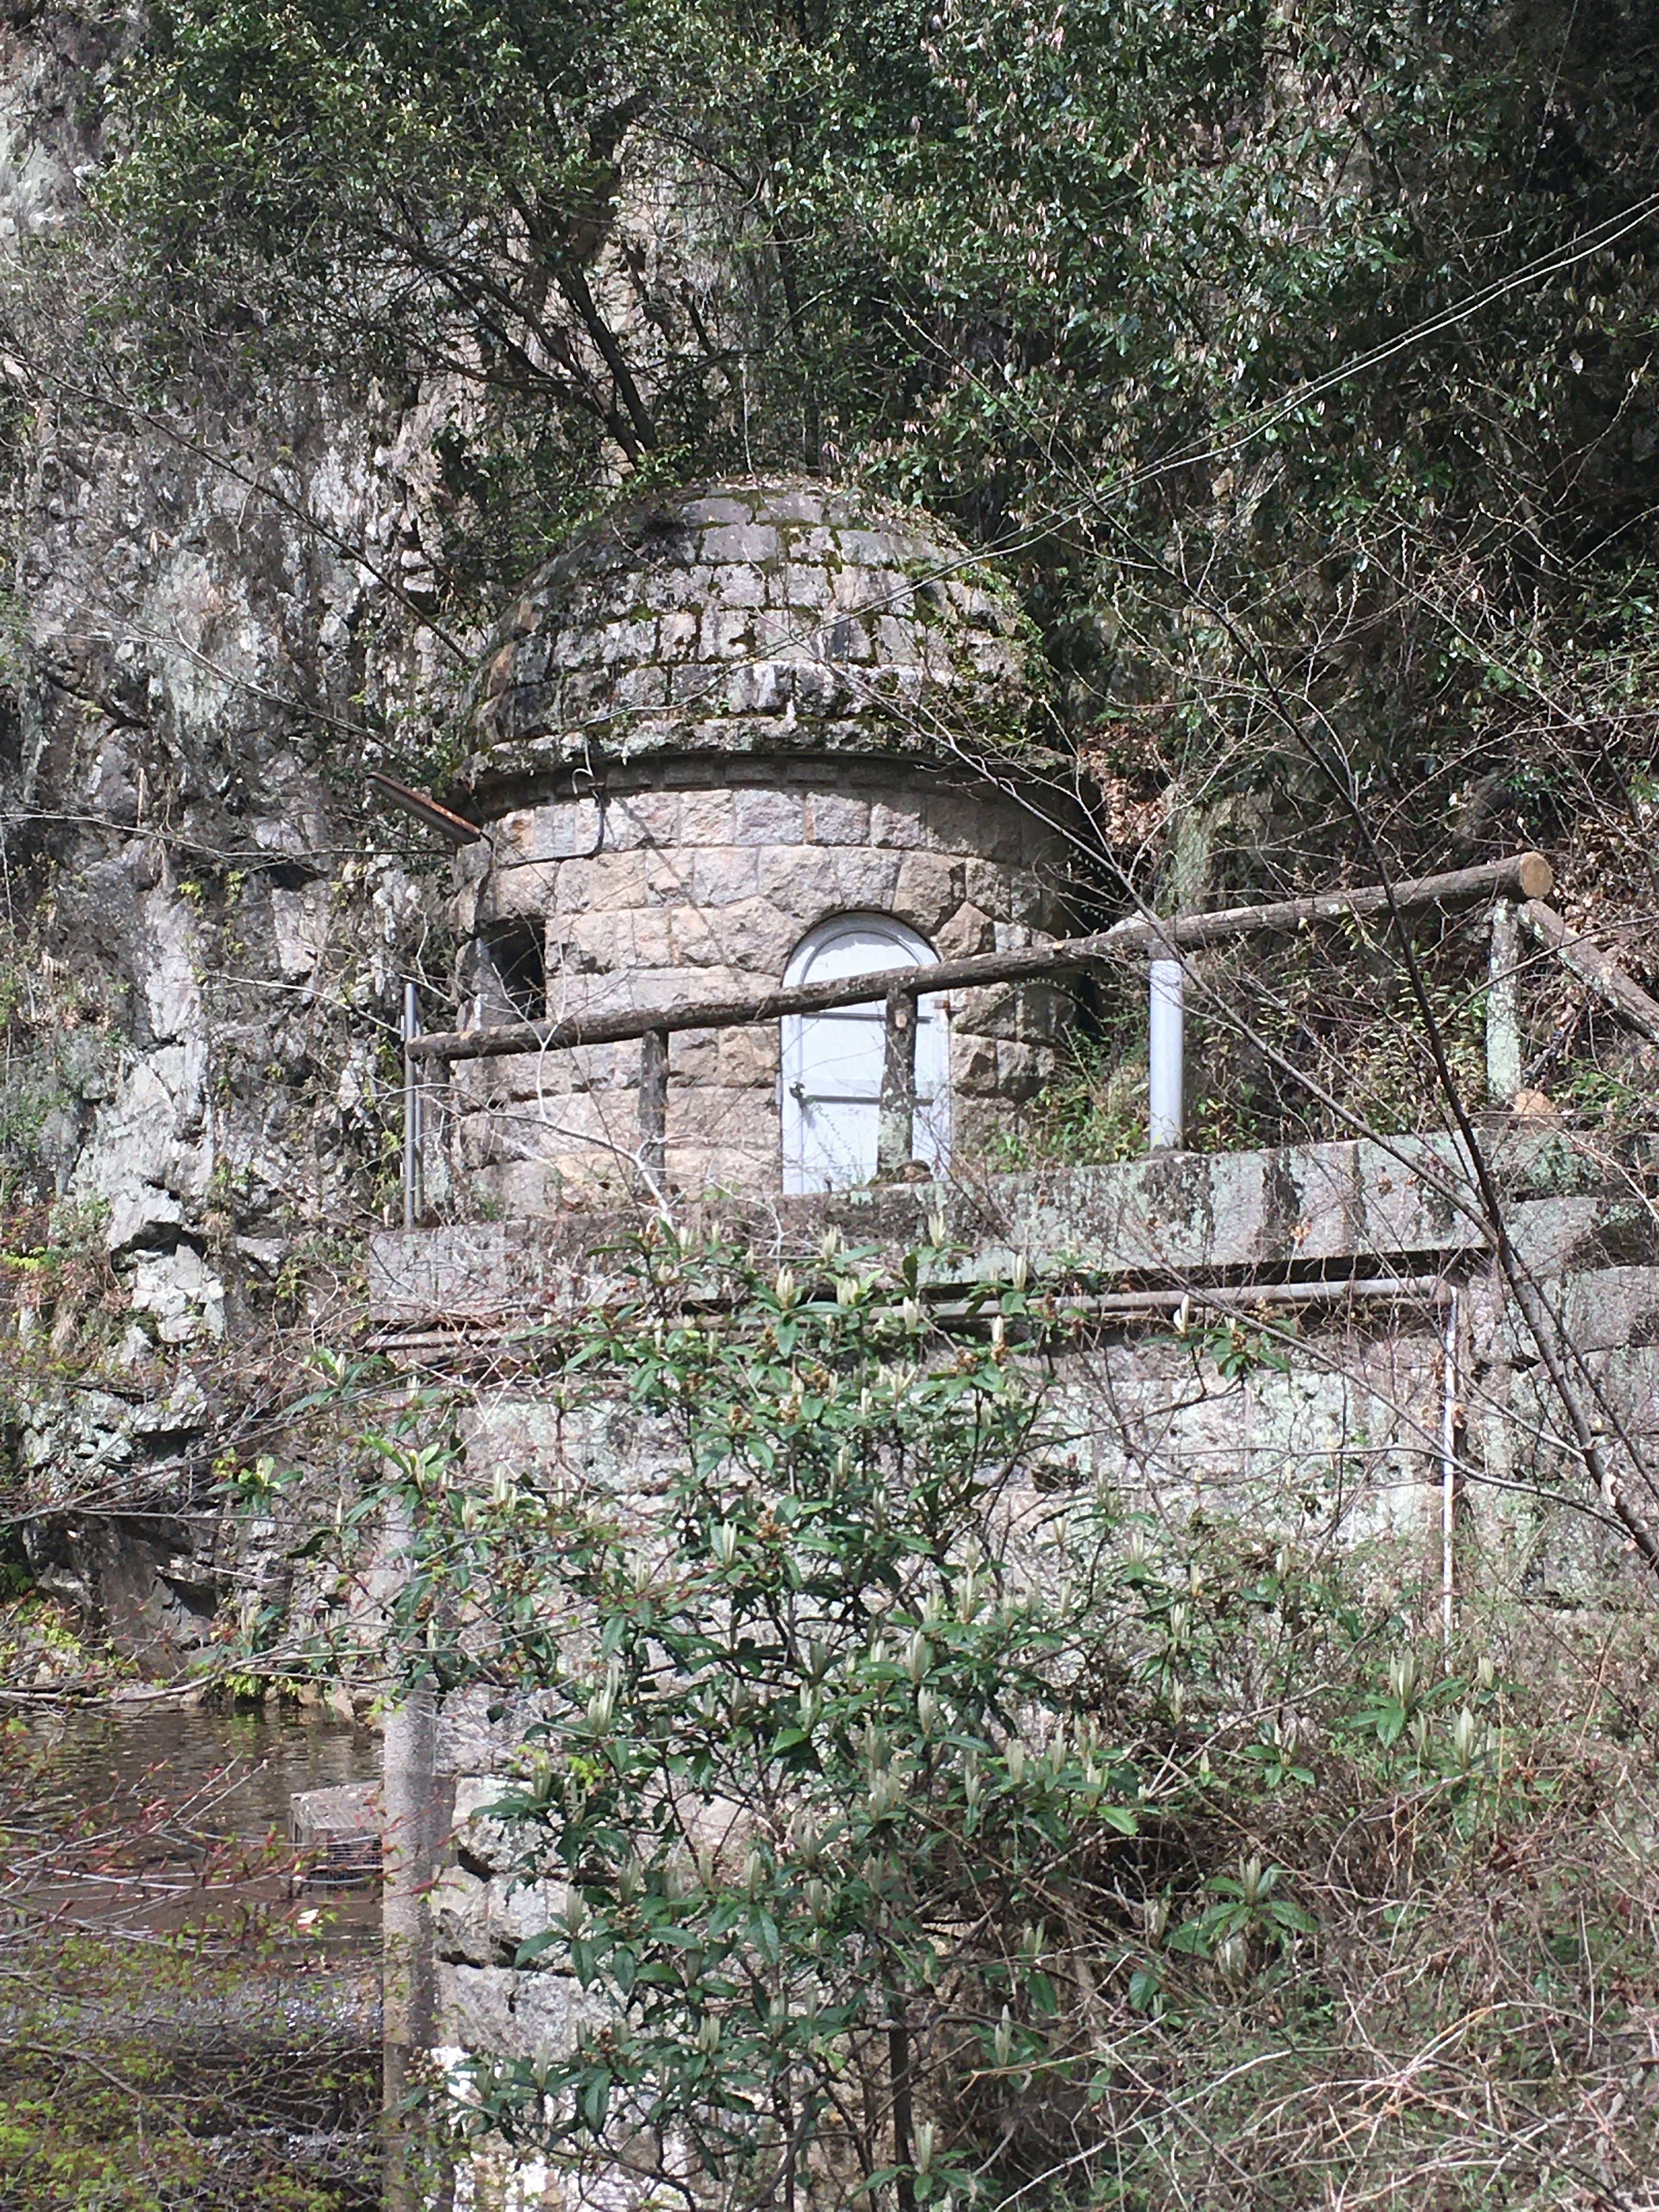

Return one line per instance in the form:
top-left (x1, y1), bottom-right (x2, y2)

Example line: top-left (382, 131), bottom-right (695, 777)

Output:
top-left (781, 914), bottom-right (950, 1192)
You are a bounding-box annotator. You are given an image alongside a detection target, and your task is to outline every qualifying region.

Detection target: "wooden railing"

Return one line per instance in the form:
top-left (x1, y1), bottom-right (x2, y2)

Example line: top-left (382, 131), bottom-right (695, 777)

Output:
top-left (394, 849), bottom-right (1659, 1219)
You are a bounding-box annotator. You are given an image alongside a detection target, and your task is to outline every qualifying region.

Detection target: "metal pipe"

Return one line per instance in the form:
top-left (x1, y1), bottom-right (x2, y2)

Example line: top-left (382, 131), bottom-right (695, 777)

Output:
top-left (1148, 957), bottom-right (1184, 1150)
top-left (401, 981), bottom-right (422, 1232)
top-left (1440, 1287), bottom-right (1461, 1663)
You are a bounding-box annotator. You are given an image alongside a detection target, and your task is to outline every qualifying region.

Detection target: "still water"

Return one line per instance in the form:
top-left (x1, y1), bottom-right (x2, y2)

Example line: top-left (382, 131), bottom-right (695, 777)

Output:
top-left (17, 1696), bottom-right (383, 1952)
top-left (1, 1697), bottom-right (385, 2208)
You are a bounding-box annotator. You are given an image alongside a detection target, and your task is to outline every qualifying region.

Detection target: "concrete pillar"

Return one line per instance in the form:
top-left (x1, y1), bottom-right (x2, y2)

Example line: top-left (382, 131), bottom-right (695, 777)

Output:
top-left (1486, 899), bottom-right (1521, 1105)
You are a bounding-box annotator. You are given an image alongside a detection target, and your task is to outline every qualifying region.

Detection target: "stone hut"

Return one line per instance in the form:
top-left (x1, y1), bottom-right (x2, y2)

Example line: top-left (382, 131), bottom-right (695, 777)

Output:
top-left (445, 477), bottom-right (1075, 1210)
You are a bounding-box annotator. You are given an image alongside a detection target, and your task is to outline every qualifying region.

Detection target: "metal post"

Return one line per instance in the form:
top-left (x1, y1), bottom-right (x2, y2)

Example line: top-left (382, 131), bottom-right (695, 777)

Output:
top-left (401, 980), bottom-right (422, 1231)
top-left (877, 987), bottom-right (918, 1178)
top-left (382, 1492), bottom-right (442, 2210)
top-left (1439, 1287), bottom-right (1461, 1665)
top-left (1148, 956), bottom-right (1184, 1151)
top-left (638, 1026), bottom-right (669, 1186)
top-left (1486, 899), bottom-right (1520, 1106)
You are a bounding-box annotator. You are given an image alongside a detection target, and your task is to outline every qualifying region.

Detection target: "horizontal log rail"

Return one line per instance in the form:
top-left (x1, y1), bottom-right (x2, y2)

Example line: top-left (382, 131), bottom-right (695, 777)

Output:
top-left (407, 851), bottom-right (1554, 1066)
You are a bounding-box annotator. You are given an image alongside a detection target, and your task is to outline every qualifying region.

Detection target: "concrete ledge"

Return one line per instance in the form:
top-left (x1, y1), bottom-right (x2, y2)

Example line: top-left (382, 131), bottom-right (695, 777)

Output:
top-left (370, 1128), bottom-right (1656, 1328)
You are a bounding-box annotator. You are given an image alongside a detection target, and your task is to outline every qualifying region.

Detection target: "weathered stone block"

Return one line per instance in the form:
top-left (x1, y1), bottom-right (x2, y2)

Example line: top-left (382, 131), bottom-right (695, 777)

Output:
top-left (803, 793), bottom-right (870, 845)
top-left (823, 615), bottom-right (874, 664)
top-left (439, 1963), bottom-right (519, 2054)
top-left (732, 788), bottom-right (803, 846)
top-left (655, 607), bottom-right (700, 659)
top-left (726, 660), bottom-right (791, 714)
top-left (649, 562), bottom-right (715, 609)
top-left (710, 563), bottom-right (766, 608)
top-left (938, 903), bottom-right (996, 956)
top-left (759, 487), bottom-right (826, 524)
top-left (772, 563), bottom-right (829, 606)
top-left (683, 495), bottom-right (749, 526)
top-left (894, 852), bottom-right (965, 934)
top-left (432, 1866), bottom-right (493, 1967)
top-left (793, 663), bottom-right (847, 714)
top-left (833, 849), bottom-right (904, 909)
top-left (610, 791), bottom-right (680, 847)
top-left (619, 909), bottom-right (676, 969)
top-left (953, 1033), bottom-right (999, 1094)
top-left (995, 1039), bottom-right (1047, 1099)
top-left (758, 843), bottom-right (840, 915)
top-left (964, 858), bottom-right (1015, 920)
top-left (585, 851), bottom-right (652, 912)
top-left (871, 612), bottom-right (921, 665)
top-left (480, 862), bottom-right (558, 922)
top-left (925, 791), bottom-right (984, 852)
top-left (597, 617), bottom-right (657, 662)
top-left (615, 663), bottom-right (668, 711)
top-left (491, 799), bottom-right (603, 863)
top-left (693, 845), bottom-right (762, 906)
top-left (839, 528), bottom-right (902, 567)
top-left (668, 1027), bottom-right (720, 1080)
top-left (487, 808), bottom-right (537, 863)
top-left (678, 788), bottom-right (736, 845)
top-left (702, 521), bottom-right (781, 563)
top-left (718, 1025), bottom-right (781, 1086)
top-left (550, 910), bottom-right (623, 970)
top-left (636, 852), bottom-right (688, 910)
top-left (871, 797), bottom-right (928, 849)
top-left (672, 896), bottom-right (795, 972)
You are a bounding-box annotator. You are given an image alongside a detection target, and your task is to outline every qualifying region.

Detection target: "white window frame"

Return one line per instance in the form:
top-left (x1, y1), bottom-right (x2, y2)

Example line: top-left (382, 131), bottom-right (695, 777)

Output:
top-left (780, 912), bottom-right (951, 1193)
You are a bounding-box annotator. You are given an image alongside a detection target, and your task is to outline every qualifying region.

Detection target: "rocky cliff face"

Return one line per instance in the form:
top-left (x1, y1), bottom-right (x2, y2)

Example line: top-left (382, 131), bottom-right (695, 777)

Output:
top-left (0, 11), bottom-right (468, 1643)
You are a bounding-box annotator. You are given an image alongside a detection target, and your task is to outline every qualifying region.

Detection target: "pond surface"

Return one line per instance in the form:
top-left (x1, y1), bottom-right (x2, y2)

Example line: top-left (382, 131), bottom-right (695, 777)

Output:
top-left (0, 1697), bottom-right (385, 2209)
top-left (16, 1696), bottom-right (383, 1952)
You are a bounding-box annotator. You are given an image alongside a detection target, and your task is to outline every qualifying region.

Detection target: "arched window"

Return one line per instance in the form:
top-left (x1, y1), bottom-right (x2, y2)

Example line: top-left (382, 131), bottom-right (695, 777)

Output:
top-left (781, 914), bottom-right (950, 1193)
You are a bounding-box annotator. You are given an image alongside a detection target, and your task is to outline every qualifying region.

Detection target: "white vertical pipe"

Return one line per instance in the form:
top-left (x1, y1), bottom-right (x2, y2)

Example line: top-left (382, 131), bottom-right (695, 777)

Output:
top-left (401, 980), bottom-right (421, 1232)
top-left (1440, 1287), bottom-right (1460, 1665)
top-left (1148, 956), bottom-right (1185, 1150)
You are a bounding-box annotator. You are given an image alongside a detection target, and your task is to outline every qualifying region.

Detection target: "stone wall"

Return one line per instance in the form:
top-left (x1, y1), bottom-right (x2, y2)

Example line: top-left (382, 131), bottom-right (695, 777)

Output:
top-left (358, 1132), bottom-right (1659, 2083)
top-left (449, 759), bottom-right (1072, 1205)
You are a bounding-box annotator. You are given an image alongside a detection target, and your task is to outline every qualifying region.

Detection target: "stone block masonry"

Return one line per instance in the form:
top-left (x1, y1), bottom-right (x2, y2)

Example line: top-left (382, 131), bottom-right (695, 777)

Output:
top-left (443, 475), bottom-right (1081, 1207)
top-left (454, 758), bottom-right (1072, 1208)
top-left (467, 480), bottom-right (1050, 793)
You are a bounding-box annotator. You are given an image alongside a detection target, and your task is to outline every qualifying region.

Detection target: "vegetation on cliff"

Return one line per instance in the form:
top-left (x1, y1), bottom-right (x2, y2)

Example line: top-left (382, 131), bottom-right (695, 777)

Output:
top-left (100, 0), bottom-right (1659, 890)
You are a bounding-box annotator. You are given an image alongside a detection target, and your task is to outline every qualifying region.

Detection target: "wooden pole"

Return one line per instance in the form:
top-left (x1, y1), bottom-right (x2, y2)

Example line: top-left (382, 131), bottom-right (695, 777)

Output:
top-left (877, 988), bottom-right (918, 1178)
top-left (409, 853), bottom-right (1556, 1067)
top-left (638, 1026), bottom-right (669, 1186)
top-left (1519, 898), bottom-right (1659, 1046)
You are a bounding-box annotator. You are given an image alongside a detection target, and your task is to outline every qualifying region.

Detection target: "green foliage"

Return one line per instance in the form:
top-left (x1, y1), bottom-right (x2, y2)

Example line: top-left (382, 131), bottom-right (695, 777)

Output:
top-left (291, 1230), bottom-right (1659, 2206)
top-left (94, 0), bottom-right (1659, 822)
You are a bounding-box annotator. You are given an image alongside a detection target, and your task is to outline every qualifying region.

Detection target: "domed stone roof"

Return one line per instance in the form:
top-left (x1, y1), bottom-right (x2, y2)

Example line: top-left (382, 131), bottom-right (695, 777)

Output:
top-left (461, 477), bottom-right (1045, 800)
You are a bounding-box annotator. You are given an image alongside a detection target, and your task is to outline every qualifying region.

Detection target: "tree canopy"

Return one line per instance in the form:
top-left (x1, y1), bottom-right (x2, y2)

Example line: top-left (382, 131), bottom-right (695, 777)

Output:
top-left (99, 0), bottom-right (1659, 897)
